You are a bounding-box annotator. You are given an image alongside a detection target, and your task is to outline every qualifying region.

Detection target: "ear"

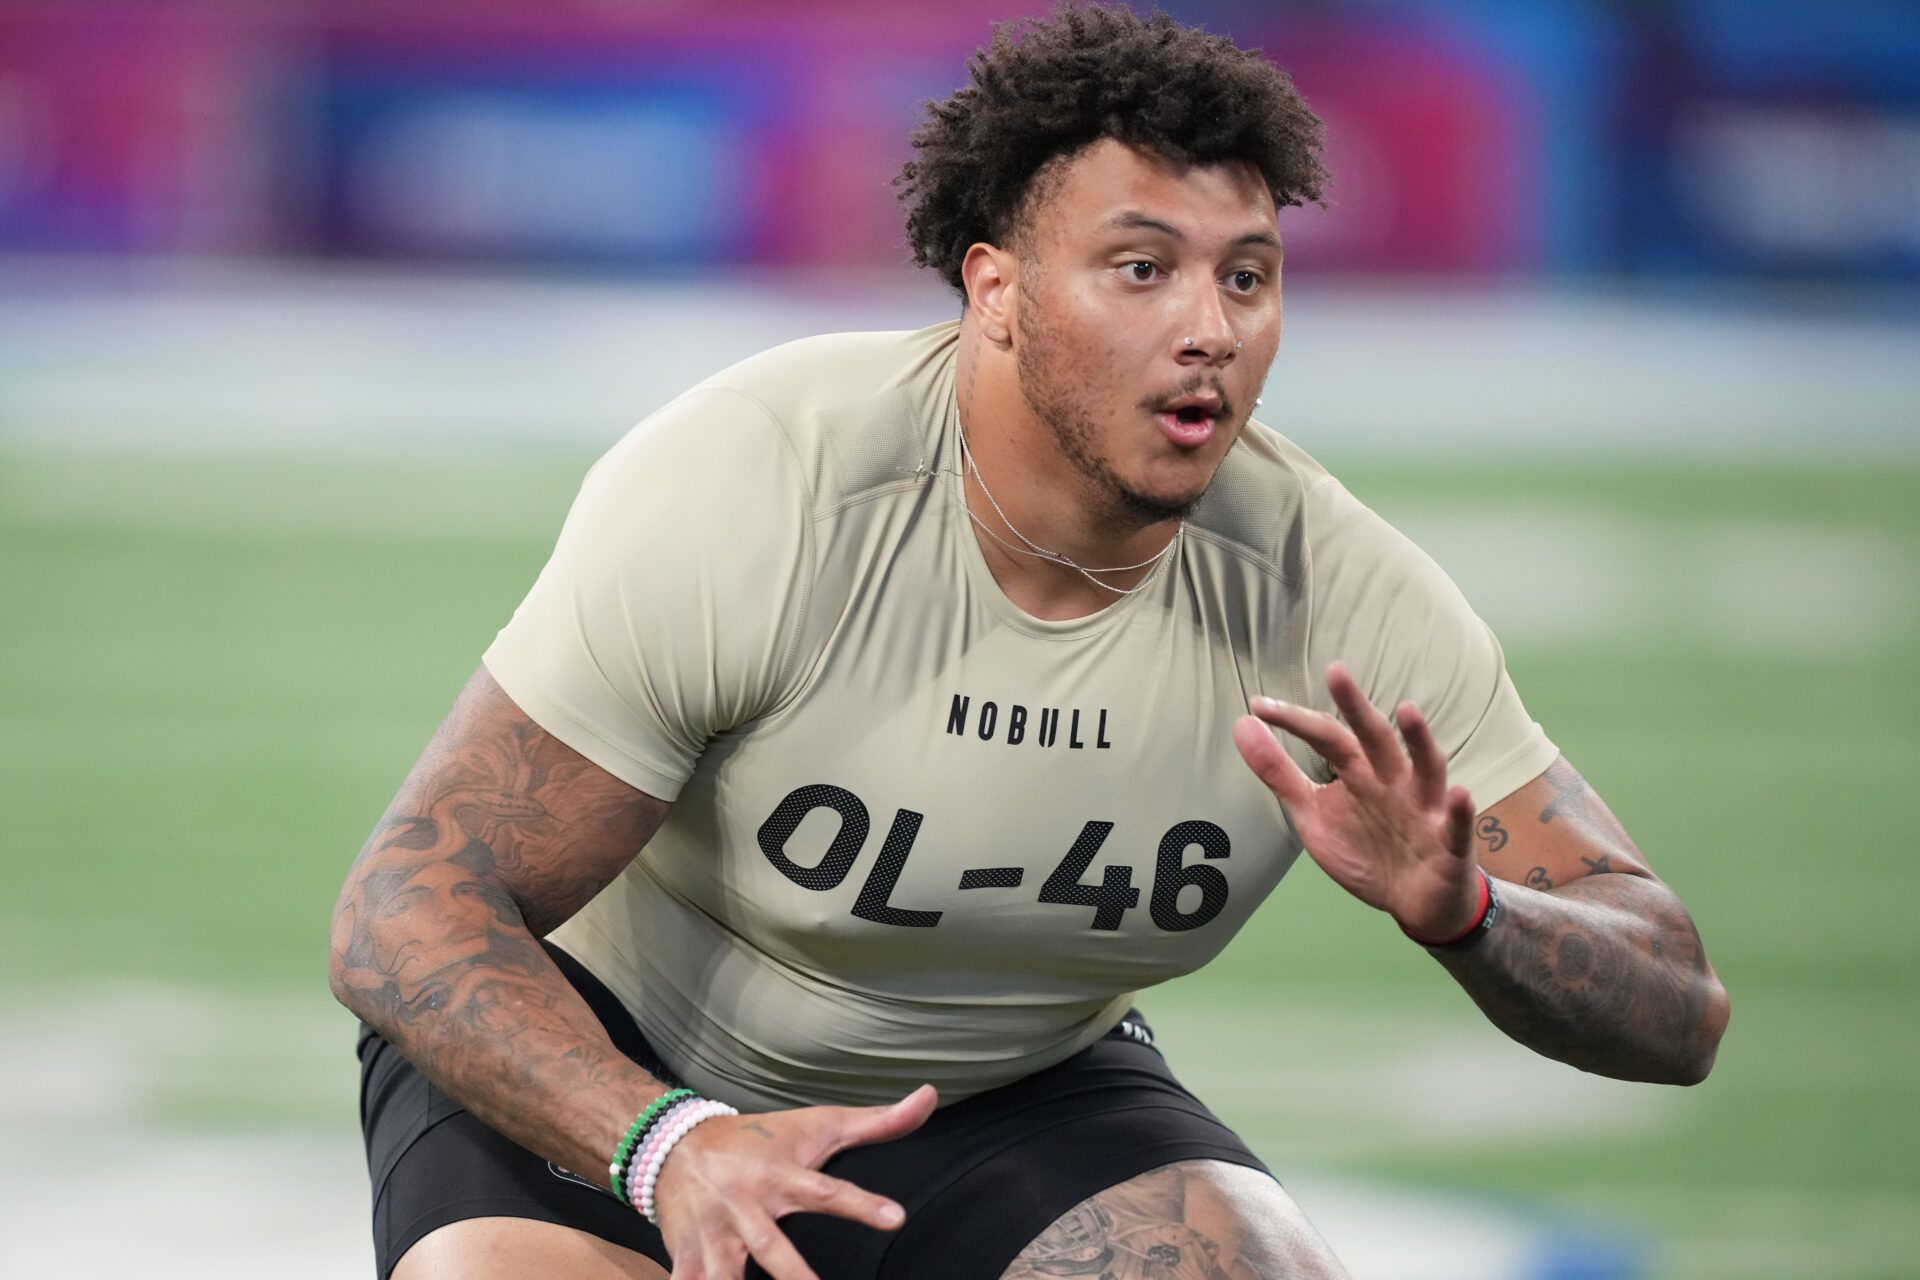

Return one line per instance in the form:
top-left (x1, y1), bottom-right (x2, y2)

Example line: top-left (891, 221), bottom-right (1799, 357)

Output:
top-left (960, 243), bottom-right (1018, 347)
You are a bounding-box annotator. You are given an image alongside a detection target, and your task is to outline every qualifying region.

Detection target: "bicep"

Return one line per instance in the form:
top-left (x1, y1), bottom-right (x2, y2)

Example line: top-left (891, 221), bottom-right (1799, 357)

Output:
top-left (353, 664), bottom-right (671, 937)
top-left (1474, 756), bottom-right (1654, 893)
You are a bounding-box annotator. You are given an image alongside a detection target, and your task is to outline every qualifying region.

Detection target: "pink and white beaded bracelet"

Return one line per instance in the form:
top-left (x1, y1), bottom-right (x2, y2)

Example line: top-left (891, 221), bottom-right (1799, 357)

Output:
top-left (626, 1096), bottom-right (706, 1207)
top-left (637, 1098), bottom-right (739, 1224)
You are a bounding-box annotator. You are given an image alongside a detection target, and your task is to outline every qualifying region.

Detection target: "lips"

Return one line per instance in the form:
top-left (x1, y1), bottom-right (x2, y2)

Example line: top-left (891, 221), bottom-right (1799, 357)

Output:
top-left (1154, 393), bottom-right (1224, 449)
top-left (1157, 408), bottom-right (1215, 448)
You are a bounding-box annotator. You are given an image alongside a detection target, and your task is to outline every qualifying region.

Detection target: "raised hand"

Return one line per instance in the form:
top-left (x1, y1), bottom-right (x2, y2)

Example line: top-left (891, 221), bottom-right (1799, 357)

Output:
top-left (1231, 661), bottom-right (1481, 941)
top-left (652, 1084), bottom-right (938, 1280)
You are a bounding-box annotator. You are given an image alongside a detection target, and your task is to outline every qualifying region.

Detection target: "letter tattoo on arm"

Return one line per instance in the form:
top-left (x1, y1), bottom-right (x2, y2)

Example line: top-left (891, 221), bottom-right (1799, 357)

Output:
top-left (1433, 759), bottom-right (1730, 1084)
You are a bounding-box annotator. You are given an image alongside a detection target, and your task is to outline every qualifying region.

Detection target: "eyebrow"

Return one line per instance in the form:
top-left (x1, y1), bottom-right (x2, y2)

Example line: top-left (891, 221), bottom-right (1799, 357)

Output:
top-left (1102, 210), bottom-right (1281, 252)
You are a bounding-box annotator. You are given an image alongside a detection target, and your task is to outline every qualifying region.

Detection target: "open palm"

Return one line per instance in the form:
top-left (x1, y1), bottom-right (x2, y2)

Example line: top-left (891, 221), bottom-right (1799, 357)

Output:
top-left (1232, 661), bottom-right (1482, 941)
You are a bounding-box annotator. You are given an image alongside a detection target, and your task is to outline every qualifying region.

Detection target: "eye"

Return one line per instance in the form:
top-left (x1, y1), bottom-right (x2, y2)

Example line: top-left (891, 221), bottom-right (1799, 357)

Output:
top-left (1225, 269), bottom-right (1263, 294)
top-left (1124, 260), bottom-right (1160, 283)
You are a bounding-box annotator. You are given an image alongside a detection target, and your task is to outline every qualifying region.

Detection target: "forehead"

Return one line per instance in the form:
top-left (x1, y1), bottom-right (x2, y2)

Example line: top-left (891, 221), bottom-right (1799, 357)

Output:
top-left (1031, 138), bottom-right (1277, 242)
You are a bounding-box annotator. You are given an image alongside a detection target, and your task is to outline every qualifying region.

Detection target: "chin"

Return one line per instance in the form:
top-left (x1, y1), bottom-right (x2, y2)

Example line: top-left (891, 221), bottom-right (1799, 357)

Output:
top-left (1131, 456), bottom-right (1228, 517)
top-left (1116, 478), bottom-right (1209, 523)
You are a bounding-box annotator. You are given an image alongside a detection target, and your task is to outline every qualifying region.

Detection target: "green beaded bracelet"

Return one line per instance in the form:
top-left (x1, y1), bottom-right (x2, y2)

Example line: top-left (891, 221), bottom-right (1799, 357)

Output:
top-left (609, 1088), bottom-right (697, 1200)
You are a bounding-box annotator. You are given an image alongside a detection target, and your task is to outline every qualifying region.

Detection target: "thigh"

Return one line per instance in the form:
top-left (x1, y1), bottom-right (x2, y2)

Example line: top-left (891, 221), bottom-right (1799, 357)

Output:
top-left (1001, 1160), bottom-right (1351, 1280)
top-left (846, 1014), bottom-right (1281, 1280)
top-left (395, 1217), bottom-right (671, 1280)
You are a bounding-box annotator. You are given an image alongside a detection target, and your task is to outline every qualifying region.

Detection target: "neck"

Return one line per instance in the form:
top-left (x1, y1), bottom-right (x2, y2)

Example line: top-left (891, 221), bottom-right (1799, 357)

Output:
top-left (954, 319), bottom-right (1180, 620)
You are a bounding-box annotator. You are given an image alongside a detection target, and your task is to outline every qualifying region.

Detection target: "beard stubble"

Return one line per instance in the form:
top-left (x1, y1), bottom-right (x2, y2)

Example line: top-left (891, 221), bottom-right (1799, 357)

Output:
top-left (1014, 286), bottom-right (1221, 531)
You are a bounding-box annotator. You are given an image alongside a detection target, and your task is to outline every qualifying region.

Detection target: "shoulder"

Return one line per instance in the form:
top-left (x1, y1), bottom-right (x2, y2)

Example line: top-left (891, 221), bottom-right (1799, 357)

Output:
top-left (696, 323), bottom-right (960, 411)
top-left (577, 322), bottom-right (957, 522)
top-left (668, 322), bottom-right (961, 512)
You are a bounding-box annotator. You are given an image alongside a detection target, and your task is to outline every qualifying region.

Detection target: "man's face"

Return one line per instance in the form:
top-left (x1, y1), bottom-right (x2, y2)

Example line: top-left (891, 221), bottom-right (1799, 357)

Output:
top-left (1011, 139), bottom-right (1284, 525)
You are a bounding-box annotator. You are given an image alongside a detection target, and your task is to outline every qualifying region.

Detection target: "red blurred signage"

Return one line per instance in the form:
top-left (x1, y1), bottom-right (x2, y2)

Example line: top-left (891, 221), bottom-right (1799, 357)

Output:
top-left (1269, 25), bottom-right (1544, 273)
top-left (0, 7), bottom-right (285, 252)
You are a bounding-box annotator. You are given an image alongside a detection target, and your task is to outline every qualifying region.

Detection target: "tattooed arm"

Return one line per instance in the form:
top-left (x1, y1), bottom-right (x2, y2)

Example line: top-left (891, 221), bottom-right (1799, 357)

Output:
top-left (1235, 662), bottom-right (1729, 1088)
top-left (1434, 758), bottom-right (1730, 1084)
top-left (327, 664), bottom-right (676, 1181)
top-left (329, 666), bottom-right (931, 1275)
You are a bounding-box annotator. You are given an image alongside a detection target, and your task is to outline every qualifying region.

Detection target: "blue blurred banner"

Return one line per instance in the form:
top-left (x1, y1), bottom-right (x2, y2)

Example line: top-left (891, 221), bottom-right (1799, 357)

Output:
top-left (1608, 0), bottom-right (1920, 280)
top-left (0, 0), bottom-right (1915, 279)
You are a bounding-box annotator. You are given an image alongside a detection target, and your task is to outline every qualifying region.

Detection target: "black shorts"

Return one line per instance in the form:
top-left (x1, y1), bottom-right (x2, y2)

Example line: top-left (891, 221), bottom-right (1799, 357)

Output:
top-left (357, 942), bottom-right (1269, 1280)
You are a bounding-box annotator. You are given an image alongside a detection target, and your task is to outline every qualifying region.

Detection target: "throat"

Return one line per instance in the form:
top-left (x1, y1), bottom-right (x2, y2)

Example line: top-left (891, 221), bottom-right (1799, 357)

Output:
top-left (983, 556), bottom-right (1164, 622)
top-left (959, 463), bottom-right (1180, 619)
top-left (952, 367), bottom-right (1180, 617)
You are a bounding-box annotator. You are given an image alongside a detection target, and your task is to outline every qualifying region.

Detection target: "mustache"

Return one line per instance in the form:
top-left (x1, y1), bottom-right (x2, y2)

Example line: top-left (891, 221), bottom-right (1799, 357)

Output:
top-left (1139, 376), bottom-right (1235, 420)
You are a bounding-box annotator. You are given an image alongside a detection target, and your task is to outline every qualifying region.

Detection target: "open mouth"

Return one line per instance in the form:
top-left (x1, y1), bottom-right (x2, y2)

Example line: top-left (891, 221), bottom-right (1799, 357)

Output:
top-left (1154, 392), bottom-right (1226, 448)
top-left (1156, 404), bottom-right (1217, 448)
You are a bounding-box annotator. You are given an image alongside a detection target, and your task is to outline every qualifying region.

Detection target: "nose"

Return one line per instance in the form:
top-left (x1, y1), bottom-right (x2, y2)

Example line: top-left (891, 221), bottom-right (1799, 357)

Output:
top-left (1173, 283), bottom-right (1237, 366)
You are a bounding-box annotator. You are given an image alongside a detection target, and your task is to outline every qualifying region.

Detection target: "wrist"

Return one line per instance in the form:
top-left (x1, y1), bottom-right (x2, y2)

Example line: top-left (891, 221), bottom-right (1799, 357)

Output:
top-left (1398, 868), bottom-right (1500, 949)
top-left (638, 1099), bottom-right (738, 1225)
top-left (608, 1088), bottom-right (699, 1202)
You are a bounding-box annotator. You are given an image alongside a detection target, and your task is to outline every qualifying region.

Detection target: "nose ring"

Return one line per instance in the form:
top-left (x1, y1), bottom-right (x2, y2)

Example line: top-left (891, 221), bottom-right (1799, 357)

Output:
top-left (1235, 340), bottom-right (1243, 351)
top-left (1183, 337), bottom-right (1194, 348)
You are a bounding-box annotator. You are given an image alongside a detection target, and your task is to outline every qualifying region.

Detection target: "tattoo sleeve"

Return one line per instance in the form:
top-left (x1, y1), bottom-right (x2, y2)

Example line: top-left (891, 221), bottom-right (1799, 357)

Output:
top-left (328, 667), bottom-right (673, 1179)
top-left (1433, 761), bottom-right (1729, 1084)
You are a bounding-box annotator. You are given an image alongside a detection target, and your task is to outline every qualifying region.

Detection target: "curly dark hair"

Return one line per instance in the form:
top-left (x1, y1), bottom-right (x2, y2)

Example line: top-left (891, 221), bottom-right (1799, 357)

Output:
top-left (896, 2), bottom-right (1326, 297)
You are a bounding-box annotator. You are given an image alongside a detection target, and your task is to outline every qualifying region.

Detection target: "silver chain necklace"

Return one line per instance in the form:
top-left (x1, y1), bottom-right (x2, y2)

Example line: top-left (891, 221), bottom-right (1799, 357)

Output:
top-left (955, 424), bottom-right (1180, 597)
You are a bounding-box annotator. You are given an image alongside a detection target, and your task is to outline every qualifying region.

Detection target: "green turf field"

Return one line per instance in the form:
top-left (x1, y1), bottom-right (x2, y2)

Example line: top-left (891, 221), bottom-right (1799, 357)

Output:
top-left (3, 442), bottom-right (1915, 1276)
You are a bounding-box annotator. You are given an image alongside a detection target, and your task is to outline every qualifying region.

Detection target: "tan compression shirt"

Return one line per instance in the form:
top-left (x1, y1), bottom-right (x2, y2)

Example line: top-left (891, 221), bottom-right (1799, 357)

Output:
top-left (483, 321), bottom-right (1558, 1112)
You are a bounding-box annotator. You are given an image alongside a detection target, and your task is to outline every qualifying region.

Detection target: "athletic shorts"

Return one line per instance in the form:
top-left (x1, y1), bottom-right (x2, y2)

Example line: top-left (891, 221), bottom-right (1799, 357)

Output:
top-left (357, 941), bottom-right (1269, 1280)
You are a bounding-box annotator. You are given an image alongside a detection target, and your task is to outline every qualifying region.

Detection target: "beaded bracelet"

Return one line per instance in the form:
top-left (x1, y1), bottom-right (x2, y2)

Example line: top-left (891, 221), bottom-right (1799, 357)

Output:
top-left (625, 1096), bottom-right (708, 1207)
top-left (638, 1100), bottom-right (736, 1225)
top-left (632, 1100), bottom-right (716, 1220)
top-left (608, 1088), bottom-right (697, 1201)
top-left (638, 1099), bottom-right (738, 1225)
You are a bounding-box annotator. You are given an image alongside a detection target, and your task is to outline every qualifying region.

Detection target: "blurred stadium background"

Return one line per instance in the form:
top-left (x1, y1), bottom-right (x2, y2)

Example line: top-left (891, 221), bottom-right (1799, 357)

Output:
top-left (2, 0), bottom-right (1916, 1276)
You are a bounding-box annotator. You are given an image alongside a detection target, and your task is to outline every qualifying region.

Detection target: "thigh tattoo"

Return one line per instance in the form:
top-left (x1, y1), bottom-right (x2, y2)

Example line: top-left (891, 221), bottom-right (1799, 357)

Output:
top-left (1000, 1163), bottom-right (1272, 1280)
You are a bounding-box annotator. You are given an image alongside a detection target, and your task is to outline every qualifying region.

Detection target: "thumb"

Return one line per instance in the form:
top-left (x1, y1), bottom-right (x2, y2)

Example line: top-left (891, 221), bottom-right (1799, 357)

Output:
top-left (1232, 714), bottom-right (1313, 809)
top-left (822, 1084), bottom-right (938, 1157)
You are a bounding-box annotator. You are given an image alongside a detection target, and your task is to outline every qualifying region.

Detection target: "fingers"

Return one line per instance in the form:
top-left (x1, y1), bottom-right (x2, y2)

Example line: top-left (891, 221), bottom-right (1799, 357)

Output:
top-left (661, 1092), bottom-right (931, 1280)
top-left (775, 1169), bottom-right (906, 1231)
top-left (1443, 785), bottom-right (1476, 860)
top-left (1232, 714), bottom-right (1316, 809)
top-left (1245, 695), bottom-right (1364, 775)
top-left (1394, 700), bottom-right (1448, 809)
top-left (816, 1084), bottom-right (937, 1160)
top-left (734, 1208), bottom-right (820, 1280)
top-left (1325, 661), bottom-right (1406, 781)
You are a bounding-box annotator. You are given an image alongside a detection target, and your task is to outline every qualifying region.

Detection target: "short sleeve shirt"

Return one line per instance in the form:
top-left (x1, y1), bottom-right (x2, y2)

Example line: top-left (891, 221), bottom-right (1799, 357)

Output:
top-left (483, 321), bottom-right (1557, 1112)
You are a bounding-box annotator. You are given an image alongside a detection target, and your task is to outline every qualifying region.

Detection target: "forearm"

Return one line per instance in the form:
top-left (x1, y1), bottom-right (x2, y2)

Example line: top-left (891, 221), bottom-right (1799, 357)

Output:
top-left (328, 668), bottom-right (677, 1183)
top-left (1430, 872), bottom-right (1730, 1084)
top-left (330, 853), bottom-right (670, 1182)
